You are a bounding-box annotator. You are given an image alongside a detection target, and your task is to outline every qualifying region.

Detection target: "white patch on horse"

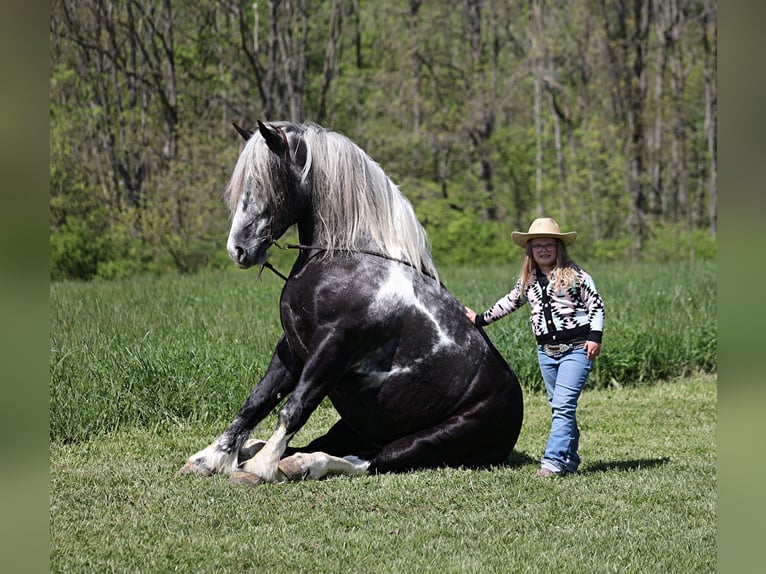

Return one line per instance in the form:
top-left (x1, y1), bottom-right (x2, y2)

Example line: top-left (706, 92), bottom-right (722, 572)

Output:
top-left (372, 265), bottom-right (454, 350)
top-left (241, 423), bottom-right (292, 482)
top-left (359, 365), bottom-right (412, 383)
top-left (351, 351), bottom-right (412, 389)
top-left (280, 451), bottom-right (370, 480)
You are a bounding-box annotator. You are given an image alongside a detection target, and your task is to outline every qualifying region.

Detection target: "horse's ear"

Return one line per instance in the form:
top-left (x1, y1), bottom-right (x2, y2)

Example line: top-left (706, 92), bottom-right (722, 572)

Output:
top-left (233, 122), bottom-right (254, 141)
top-left (257, 120), bottom-right (288, 158)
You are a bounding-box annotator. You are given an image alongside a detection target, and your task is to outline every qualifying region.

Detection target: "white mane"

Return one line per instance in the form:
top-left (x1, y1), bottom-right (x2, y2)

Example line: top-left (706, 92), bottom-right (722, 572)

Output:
top-left (227, 123), bottom-right (438, 281)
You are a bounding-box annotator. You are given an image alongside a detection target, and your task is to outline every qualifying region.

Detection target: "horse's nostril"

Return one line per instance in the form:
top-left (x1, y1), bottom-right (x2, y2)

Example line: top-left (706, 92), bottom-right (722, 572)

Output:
top-left (235, 246), bottom-right (245, 262)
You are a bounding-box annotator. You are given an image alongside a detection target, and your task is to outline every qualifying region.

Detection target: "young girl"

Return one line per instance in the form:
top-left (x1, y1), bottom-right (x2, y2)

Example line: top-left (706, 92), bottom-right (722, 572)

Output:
top-left (465, 218), bottom-right (605, 477)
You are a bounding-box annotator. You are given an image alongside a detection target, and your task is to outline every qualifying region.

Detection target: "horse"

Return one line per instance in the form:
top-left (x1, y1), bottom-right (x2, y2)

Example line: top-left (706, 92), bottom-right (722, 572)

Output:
top-left (179, 121), bottom-right (523, 485)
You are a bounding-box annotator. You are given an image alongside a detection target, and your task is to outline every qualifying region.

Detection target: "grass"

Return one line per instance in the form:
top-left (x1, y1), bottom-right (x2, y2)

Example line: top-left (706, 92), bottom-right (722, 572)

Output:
top-left (49, 261), bottom-right (716, 443)
top-left (50, 374), bottom-right (716, 572)
top-left (49, 261), bottom-right (716, 571)
top-left (443, 260), bottom-right (717, 388)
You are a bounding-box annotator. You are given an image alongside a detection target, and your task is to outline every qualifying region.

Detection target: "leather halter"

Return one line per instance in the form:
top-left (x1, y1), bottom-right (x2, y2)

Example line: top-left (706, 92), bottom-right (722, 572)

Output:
top-left (257, 242), bottom-right (440, 284)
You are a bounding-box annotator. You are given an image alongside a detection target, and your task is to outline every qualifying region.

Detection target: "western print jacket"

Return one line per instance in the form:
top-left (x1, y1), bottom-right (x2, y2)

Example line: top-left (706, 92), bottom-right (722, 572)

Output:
top-left (477, 265), bottom-right (605, 346)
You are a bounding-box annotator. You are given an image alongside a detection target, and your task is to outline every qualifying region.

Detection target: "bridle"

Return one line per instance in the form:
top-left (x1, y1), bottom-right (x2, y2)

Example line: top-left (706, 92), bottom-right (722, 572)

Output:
top-left (256, 241), bottom-right (440, 284)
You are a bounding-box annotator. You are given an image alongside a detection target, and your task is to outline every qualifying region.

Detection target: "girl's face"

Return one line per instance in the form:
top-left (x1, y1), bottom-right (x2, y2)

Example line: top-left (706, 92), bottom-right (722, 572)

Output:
top-left (529, 238), bottom-right (558, 268)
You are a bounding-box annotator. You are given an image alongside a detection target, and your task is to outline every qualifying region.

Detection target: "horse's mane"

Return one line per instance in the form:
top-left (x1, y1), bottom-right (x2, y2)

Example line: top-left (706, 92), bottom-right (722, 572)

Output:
top-left (228, 122), bottom-right (438, 281)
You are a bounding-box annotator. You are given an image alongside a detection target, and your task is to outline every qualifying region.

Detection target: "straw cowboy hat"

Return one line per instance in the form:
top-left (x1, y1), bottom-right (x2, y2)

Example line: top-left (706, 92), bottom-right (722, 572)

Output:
top-left (511, 217), bottom-right (577, 248)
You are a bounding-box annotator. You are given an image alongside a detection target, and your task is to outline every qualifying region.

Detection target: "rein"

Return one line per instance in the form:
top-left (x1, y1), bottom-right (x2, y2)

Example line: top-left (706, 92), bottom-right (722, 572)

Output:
top-left (258, 261), bottom-right (290, 282)
top-left (258, 242), bottom-right (439, 283)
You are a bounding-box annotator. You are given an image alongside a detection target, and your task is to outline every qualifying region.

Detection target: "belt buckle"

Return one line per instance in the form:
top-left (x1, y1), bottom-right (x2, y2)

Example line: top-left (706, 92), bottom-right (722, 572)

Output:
top-left (546, 342), bottom-right (570, 356)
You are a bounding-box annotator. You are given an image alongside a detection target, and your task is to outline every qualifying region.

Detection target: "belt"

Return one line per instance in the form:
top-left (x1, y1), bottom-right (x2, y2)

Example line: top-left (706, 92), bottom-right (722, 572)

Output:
top-left (540, 340), bottom-right (586, 357)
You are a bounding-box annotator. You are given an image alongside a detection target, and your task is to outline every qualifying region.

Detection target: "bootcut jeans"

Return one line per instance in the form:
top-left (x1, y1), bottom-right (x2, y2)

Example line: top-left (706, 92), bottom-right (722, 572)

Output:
top-left (537, 347), bottom-right (593, 475)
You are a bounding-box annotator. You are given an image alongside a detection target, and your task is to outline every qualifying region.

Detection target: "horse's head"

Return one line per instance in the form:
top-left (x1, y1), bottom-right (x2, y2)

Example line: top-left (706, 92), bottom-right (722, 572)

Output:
top-left (225, 121), bottom-right (308, 269)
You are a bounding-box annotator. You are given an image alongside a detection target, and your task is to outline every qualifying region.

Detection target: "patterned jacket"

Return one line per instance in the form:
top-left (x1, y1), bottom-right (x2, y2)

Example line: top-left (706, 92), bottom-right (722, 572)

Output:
top-left (477, 265), bottom-right (604, 346)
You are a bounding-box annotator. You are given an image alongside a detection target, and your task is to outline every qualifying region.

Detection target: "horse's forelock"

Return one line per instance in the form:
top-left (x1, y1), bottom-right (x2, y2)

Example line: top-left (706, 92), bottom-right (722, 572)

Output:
top-left (226, 133), bottom-right (279, 215)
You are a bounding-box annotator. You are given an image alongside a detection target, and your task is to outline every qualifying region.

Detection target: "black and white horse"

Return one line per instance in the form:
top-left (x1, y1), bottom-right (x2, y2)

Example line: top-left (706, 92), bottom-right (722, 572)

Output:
top-left (180, 121), bottom-right (523, 485)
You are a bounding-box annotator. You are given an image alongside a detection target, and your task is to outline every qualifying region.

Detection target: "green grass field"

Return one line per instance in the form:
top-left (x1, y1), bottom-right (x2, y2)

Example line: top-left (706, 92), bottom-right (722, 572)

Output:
top-left (50, 261), bottom-right (716, 571)
top-left (50, 375), bottom-right (716, 572)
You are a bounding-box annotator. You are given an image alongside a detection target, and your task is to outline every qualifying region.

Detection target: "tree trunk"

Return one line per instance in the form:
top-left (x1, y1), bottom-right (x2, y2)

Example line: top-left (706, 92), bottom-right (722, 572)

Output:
top-left (161, 0), bottom-right (181, 234)
top-left (534, 1), bottom-right (567, 215)
top-left (465, 0), bottom-right (497, 221)
top-left (702, 0), bottom-right (717, 237)
top-left (532, 0), bottom-right (544, 216)
top-left (649, 0), bottom-right (671, 216)
top-left (408, 0), bottom-right (423, 135)
top-left (669, 10), bottom-right (688, 226)
top-left (315, 0), bottom-right (345, 124)
top-left (599, 0), bottom-right (652, 255)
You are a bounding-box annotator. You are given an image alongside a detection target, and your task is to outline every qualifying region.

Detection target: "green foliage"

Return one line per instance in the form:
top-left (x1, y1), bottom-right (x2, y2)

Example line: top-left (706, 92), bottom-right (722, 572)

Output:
top-left (415, 195), bottom-right (514, 266)
top-left (587, 235), bottom-right (635, 262)
top-left (49, 217), bottom-right (106, 281)
top-left (49, 212), bottom-right (164, 281)
top-left (643, 222), bottom-right (718, 262)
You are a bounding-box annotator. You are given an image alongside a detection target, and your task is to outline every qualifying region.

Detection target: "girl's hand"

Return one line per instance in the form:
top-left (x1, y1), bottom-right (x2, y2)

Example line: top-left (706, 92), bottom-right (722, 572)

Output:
top-left (585, 341), bottom-right (601, 360)
top-left (464, 306), bottom-right (477, 325)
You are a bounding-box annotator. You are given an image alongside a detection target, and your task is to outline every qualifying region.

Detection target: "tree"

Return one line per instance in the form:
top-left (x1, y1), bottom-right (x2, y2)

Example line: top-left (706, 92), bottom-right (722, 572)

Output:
top-left (702, 0), bottom-right (717, 237)
top-left (49, 0), bottom-right (717, 279)
top-left (598, 0), bottom-right (652, 255)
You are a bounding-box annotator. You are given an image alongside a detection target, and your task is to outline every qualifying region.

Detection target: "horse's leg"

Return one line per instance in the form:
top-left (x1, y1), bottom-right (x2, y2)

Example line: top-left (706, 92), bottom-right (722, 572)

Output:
top-left (259, 418), bottom-right (376, 481)
top-left (277, 452), bottom-right (370, 481)
top-left (368, 390), bottom-right (523, 473)
top-left (271, 394), bottom-right (517, 480)
top-left (179, 337), bottom-right (298, 477)
top-left (285, 418), bottom-right (377, 458)
top-left (237, 333), bottom-right (350, 482)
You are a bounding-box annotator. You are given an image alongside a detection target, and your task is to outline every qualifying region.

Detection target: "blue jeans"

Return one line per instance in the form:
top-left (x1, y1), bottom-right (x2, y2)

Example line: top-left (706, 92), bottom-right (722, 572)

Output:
top-left (537, 347), bottom-right (593, 474)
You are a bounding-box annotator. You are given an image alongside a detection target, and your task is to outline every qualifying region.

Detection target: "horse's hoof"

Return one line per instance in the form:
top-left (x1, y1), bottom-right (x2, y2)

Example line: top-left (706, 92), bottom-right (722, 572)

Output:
top-left (278, 458), bottom-right (307, 481)
top-left (229, 470), bottom-right (267, 487)
top-left (177, 461), bottom-right (213, 477)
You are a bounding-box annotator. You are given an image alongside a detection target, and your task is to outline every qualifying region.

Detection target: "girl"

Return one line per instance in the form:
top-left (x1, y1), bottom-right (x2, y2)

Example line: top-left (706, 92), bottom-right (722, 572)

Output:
top-left (465, 218), bottom-right (605, 477)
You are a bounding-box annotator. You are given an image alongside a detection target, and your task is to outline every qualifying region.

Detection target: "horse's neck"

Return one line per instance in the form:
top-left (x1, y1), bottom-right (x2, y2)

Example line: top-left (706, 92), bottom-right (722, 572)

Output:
top-left (297, 217), bottom-right (319, 249)
top-left (289, 217), bottom-right (325, 275)
top-left (297, 215), bottom-right (374, 250)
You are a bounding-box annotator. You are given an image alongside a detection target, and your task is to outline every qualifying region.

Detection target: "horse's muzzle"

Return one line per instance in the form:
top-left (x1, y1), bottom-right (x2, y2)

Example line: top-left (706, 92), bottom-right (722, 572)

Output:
top-left (230, 245), bottom-right (250, 268)
top-left (228, 242), bottom-right (269, 269)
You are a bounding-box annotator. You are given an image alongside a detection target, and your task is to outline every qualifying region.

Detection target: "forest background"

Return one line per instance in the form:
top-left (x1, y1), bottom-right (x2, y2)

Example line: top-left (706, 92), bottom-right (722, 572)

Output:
top-left (49, 0), bottom-right (717, 280)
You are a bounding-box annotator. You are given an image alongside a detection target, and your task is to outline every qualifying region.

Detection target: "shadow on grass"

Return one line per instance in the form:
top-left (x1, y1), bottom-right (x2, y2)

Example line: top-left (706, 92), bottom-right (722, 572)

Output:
top-left (504, 450), bottom-right (538, 467)
top-left (583, 457), bottom-right (671, 474)
top-left (499, 452), bottom-right (671, 474)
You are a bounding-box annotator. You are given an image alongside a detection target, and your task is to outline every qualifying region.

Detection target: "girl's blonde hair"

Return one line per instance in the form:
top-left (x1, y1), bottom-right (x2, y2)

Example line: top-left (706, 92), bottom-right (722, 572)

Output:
top-left (518, 239), bottom-right (579, 291)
